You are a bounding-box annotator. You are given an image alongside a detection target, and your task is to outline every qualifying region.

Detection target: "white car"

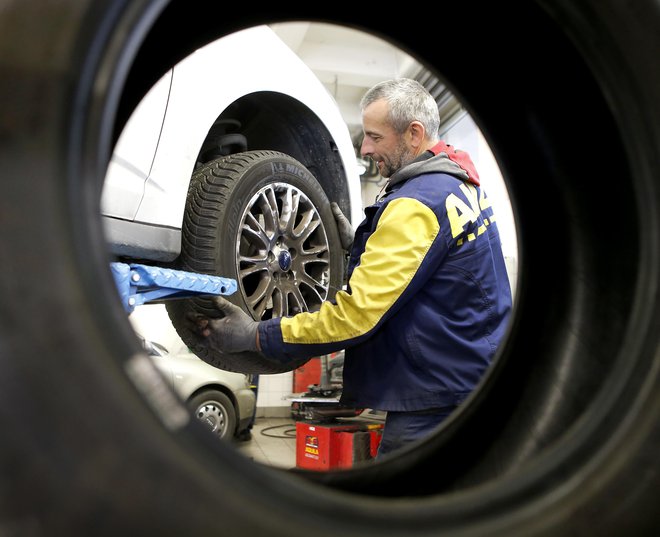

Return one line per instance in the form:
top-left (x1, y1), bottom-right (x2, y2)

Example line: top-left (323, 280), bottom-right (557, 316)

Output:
top-left (141, 337), bottom-right (257, 441)
top-left (102, 26), bottom-right (362, 375)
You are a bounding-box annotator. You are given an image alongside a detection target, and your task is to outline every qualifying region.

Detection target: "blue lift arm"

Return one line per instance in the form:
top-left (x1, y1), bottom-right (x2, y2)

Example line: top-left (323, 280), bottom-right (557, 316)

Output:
top-left (111, 262), bottom-right (237, 313)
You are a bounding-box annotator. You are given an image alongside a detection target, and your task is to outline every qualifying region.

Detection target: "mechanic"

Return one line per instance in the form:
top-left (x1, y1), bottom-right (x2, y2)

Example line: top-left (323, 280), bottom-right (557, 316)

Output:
top-left (186, 78), bottom-right (512, 457)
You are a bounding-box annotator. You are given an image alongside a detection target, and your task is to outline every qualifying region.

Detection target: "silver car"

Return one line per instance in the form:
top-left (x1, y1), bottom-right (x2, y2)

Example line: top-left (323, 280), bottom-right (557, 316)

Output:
top-left (141, 337), bottom-right (257, 441)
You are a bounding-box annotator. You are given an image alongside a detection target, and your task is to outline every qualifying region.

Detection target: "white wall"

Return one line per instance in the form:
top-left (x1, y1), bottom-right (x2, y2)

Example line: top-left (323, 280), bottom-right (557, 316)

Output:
top-left (254, 372), bottom-right (293, 417)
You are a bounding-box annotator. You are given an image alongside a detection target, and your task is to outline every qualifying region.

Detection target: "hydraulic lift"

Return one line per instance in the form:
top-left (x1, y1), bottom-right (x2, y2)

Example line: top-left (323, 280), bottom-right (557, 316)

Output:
top-left (110, 262), bottom-right (237, 313)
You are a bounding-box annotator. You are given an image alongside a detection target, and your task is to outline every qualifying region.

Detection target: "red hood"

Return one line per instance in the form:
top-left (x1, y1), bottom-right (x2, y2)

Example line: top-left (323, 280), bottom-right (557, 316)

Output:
top-left (429, 141), bottom-right (480, 186)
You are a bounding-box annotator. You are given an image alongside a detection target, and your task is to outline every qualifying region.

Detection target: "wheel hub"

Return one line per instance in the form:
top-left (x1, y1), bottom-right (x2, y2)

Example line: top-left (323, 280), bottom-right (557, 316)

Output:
top-left (196, 403), bottom-right (226, 436)
top-left (236, 182), bottom-right (331, 320)
top-left (276, 248), bottom-right (292, 272)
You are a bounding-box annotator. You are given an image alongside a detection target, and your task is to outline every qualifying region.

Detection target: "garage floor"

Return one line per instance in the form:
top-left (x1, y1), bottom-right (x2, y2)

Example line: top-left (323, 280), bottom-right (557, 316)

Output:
top-left (234, 417), bottom-right (297, 469)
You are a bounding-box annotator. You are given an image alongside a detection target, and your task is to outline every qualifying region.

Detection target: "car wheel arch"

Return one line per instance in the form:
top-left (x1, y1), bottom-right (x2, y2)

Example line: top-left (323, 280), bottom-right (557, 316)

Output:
top-left (188, 384), bottom-right (238, 409)
top-left (197, 91), bottom-right (354, 213)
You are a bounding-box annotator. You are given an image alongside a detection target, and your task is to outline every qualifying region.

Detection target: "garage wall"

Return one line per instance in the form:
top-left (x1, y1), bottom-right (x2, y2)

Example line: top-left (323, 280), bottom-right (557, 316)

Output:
top-left (254, 372), bottom-right (293, 417)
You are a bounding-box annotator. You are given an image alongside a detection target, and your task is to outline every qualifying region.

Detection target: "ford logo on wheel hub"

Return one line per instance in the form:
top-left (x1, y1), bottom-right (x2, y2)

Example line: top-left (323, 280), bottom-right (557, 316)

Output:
top-left (278, 250), bottom-right (292, 272)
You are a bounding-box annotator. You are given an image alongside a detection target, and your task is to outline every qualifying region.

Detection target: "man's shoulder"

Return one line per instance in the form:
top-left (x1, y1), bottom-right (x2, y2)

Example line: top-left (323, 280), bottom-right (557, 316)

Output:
top-left (394, 172), bottom-right (464, 203)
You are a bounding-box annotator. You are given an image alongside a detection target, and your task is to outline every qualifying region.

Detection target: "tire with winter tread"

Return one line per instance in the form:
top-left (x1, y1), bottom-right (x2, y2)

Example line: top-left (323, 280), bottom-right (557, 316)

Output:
top-left (166, 150), bottom-right (344, 374)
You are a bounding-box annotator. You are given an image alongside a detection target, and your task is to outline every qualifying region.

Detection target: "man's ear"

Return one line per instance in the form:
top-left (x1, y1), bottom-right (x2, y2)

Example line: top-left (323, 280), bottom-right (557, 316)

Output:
top-left (408, 120), bottom-right (426, 150)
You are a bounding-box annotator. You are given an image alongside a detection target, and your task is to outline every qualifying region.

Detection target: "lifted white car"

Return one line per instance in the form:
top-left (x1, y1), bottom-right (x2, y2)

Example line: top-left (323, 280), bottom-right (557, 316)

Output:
top-left (102, 26), bottom-right (361, 374)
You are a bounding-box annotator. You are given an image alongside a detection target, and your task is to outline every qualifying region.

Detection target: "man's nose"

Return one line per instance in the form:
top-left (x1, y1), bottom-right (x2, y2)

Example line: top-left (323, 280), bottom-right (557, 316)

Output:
top-left (360, 138), bottom-right (372, 158)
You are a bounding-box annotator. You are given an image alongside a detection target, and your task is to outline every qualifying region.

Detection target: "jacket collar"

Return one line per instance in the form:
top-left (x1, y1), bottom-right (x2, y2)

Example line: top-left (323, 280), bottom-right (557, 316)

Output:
top-left (386, 141), bottom-right (481, 191)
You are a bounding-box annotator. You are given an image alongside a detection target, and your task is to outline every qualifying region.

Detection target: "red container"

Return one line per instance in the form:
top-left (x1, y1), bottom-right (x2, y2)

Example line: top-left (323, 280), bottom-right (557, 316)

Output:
top-left (296, 421), bottom-right (383, 471)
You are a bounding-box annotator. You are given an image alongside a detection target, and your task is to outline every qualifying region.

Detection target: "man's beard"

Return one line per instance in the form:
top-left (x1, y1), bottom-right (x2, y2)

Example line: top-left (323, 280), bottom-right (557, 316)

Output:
top-left (380, 141), bottom-right (417, 178)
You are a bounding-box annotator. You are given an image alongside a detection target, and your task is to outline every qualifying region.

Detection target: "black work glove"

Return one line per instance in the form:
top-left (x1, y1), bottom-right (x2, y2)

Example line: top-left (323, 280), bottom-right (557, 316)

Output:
top-left (185, 296), bottom-right (259, 353)
top-left (331, 202), bottom-right (354, 251)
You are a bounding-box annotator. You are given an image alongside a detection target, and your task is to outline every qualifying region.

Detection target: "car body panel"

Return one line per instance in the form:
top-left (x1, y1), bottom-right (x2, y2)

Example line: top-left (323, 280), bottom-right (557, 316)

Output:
top-left (164, 350), bottom-right (256, 423)
top-left (101, 25), bottom-right (362, 261)
top-left (142, 338), bottom-right (256, 437)
top-left (101, 70), bottom-right (172, 221)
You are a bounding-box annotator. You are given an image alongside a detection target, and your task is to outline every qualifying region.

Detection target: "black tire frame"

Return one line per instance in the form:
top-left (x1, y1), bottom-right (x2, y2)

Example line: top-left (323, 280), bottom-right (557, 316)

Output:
top-left (0, 1), bottom-right (658, 535)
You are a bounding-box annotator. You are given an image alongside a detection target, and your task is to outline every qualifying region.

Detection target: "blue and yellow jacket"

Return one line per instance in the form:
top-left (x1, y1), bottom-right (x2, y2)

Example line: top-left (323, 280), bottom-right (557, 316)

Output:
top-left (258, 142), bottom-right (512, 411)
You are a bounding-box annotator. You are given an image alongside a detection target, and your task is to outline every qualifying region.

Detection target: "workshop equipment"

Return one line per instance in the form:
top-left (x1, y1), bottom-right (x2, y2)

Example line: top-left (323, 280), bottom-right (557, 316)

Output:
top-left (110, 262), bottom-right (236, 313)
top-left (289, 351), bottom-right (364, 421)
top-left (291, 350), bottom-right (382, 469)
top-left (296, 419), bottom-right (383, 470)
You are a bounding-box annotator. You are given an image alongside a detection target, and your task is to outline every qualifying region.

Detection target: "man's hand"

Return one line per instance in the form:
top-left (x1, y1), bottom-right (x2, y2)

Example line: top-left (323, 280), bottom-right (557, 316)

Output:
top-left (331, 202), bottom-right (354, 251)
top-left (185, 297), bottom-right (259, 353)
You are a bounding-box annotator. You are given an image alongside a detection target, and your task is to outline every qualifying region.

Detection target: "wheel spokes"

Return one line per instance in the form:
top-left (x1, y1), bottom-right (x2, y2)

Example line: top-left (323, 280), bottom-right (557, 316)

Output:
top-left (236, 183), bottom-right (331, 320)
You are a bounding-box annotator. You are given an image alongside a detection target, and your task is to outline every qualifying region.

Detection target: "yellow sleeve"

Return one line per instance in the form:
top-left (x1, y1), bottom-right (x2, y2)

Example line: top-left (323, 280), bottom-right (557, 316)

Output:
top-left (280, 197), bottom-right (439, 344)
